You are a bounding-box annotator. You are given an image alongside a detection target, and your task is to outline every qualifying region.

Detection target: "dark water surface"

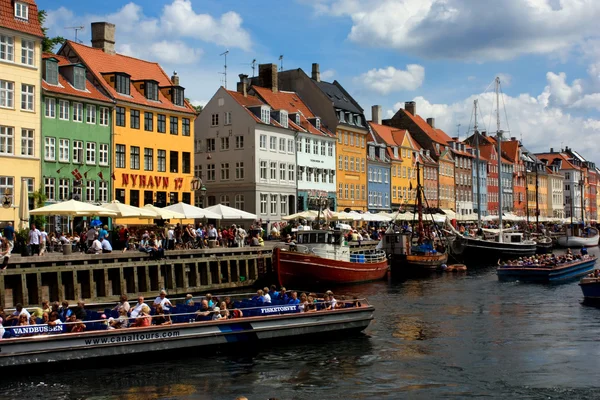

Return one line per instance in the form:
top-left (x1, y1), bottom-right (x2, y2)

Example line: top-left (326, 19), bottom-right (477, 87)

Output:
top-left (5, 249), bottom-right (600, 399)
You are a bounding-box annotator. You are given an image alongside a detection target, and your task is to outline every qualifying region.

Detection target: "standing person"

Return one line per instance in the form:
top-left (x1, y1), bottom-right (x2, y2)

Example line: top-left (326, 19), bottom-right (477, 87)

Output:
top-left (118, 225), bottom-right (129, 250)
top-left (195, 224), bottom-right (204, 248)
top-left (0, 237), bottom-right (11, 270)
top-left (3, 222), bottom-right (14, 253)
top-left (167, 225), bottom-right (175, 250)
top-left (236, 226), bottom-right (246, 248)
top-left (28, 224), bottom-right (41, 256)
top-left (86, 225), bottom-right (97, 249)
top-left (207, 224), bottom-right (218, 241)
top-left (39, 226), bottom-right (48, 256)
top-left (99, 225), bottom-right (109, 241)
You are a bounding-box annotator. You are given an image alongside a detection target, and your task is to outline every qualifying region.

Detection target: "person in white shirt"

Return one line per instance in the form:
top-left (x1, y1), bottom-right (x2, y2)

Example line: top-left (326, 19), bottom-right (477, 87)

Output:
top-left (39, 227), bottom-right (49, 256)
top-left (326, 290), bottom-right (337, 309)
top-left (130, 296), bottom-right (147, 318)
top-left (167, 226), bottom-right (175, 250)
top-left (236, 227), bottom-right (247, 248)
top-left (153, 290), bottom-right (174, 311)
top-left (6, 303), bottom-right (30, 324)
top-left (86, 227), bottom-right (98, 248)
top-left (207, 225), bottom-right (218, 240)
top-left (28, 224), bottom-right (41, 256)
top-left (88, 238), bottom-right (102, 254)
top-left (263, 287), bottom-right (272, 303)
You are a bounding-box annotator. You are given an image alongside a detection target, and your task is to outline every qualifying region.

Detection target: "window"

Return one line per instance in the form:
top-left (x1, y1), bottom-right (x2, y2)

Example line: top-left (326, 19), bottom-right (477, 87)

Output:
top-left (58, 179), bottom-right (69, 201)
top-left (145, 81), bottom-right (158, 101)
top-left (44, 97), bottom-right (56, 118)
top-left (270, 162), bottom-right (277, 180)
top-left (98, 181), bottom-right (108, 203)
top-left (260, 161), bottom-right (267, 180)
top-left (99, 143), bottom-right (108, 165)
top-left (261, 107), bottom-right (270, 124)
top-left (72, 66), bottom-right (85, 90)
top-left (280, 195), bottom-right (287, 215)
top-left (58, 100), bottom-right (69, 120)
top-left (20, 39), bottom-right (34, 66)
top-left (211, 113), bottom-right (219, 126)
top-left (270, 194), bottom-right (278, 214)
top-left (0, 80), bottom-right (13, 108)
top-left (20, 129), bottom-right (33, 156)
top-left (170, 151), bottom-right (179, 173)
top-left (115, 74), bottom-right (130, 95)
top-left (44, 137), bottom-right (55, 160)
top-left (73, 102), bottom-right (83, 122)
top-left (86, 105), bottom-right (96, 124)
top-left (225, 112), bottom-right (232, 125)
top-left (270, 136), bottom-right (277, 151)
top-left (59, 139), bottom-right (69, 162)
top-left (338, 156), bottom-right (342, 170)
top-left (220, 163), bottom-right (230, 180)
top-left (260, 194), bottom-right (268, 214)
top-left (235, 194), bottom-right (244, 210)
top-left (86, 181), bottom-right (95, 203)
top-left (344, 184), bottom-right (349, 199)
top-left (339, 183), bottom-right (343, 198)
top-left (297, 137), bottom-right (302, 153)
top-left (182, 118), bottom-right (190, 136)
top-left (320, 141), bottom-right (326, 156)
top-left (86, 142), bottom-right (96, 164)
top-left (236, 162), bottom-right (244, 179)
top-left (116, 106), bottom-right (125, 126)
top-left (287, 139), bottom-right (294, 153)
top-left (280, 163), bottom-right (286, 181)
top-left (0, 35), bottom-right (14, 62)
top-left (288, 164), bottom-right (295, 181)
top-left (130, 109), bottom-right (140, 129)
top-left (350, 157), bottom-right (354, 171)
top-left (259, 134), bottom-right (267, 149)
top-left (0, 126), bottom-right (13, 157)
top-left (130, 146), bottom-right (140, 170)
top-left (206, 138), bottom-right (215, 152)
top-left (144, 148), bottom-right (153, 171)
top-left (235, 136), bottom-right (244, 149)
top-left (21, 84), bottom-right (34, 111)
top-left (157, 114), bottom-right (166, 133)
top-left (170, 116), bottom-right (178, 135)
top-left (182, 152), bottom-right (190, 174)
top-left (344, 156), bottom-right (348, 170)
top-left (14, 2), bottom-right (28, 20)
top-left (157, 150), bottom-right (166, 172)
top-left (279, 138), bottom-right (286, 152)
top-left (206, 164), bottom-right (215, 181)
top-left (219, 195), bottom-right (230, 206)
top-left (73, 140), bottom-right (83, 164)
top-left (172, 88), bottom-right (184, 106)
top-left (328, 142), bottom-right (333, 157)
top-left (313, 139), bottom-right (318, 154)
top-left (220, 137), bottom-right (230, 150)
top-left (305, 138), bottom-right (311, 153)
top-left (350, 133), bottom-right (354, 146)
top-left (144, 112), bottom-right (153, 131)
top-left (44, 178), bottom-right (55, 201)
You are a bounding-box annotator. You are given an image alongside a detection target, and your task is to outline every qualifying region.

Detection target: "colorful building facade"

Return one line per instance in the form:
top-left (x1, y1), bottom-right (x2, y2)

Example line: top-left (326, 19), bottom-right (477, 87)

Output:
top-left (0, 0), bottom-right (43, 227)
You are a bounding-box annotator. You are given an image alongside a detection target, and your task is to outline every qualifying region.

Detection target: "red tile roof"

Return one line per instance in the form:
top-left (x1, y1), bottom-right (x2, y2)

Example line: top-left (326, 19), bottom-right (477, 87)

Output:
top-left (0, 0), bottom-right (43, 37)
top-left (41, 53), bottom-right (113, 104)
top-left (62, 41), bottom-right (195, 115)
top-left (479, 144), bottom-right (497, 164)
top-left (399, 109), bottom-right (453, 145)
top-left (536, 153), bottom-right (580, 170)
top-left (226, 89), bottom-right (265, 124)
top-left (501, 140), bottom-right (521, 163)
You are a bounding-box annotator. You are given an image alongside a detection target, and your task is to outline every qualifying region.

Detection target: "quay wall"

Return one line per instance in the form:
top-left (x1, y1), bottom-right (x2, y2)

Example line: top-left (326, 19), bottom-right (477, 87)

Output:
top-left (0, 247), bottom-right (273, 308)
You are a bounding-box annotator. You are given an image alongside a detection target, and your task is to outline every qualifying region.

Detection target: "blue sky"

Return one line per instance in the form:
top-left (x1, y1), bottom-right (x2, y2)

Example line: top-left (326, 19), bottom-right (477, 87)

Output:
top-left (38, 0), bottom-right (600, 160)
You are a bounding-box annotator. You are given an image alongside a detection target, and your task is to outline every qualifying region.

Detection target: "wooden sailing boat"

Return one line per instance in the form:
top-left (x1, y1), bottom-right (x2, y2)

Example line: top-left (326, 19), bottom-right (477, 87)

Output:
top-left (384, 152), bottom-right (448, 273)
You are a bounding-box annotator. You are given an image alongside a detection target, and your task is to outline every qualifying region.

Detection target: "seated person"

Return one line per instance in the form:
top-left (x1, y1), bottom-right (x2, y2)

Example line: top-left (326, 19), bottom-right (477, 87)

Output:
top-left (184, 294), bottom-right (195, 306)
top-left (100, 237), bottom-right (113, 253)
top-left (212, 306), bottom-right (223, 320)
top-left (153, 305), bottom-right (172, 326)
top-left (263, 287), bottom-right (272, 303)
top-left (133, 305), bottom-right (152, 327)
top-left (47, 312), bottom-right (63, 328)
top-left (130, 296), bottom-right (147, 319)
top-left (287, 291), bottom-right (300, 305)
top-left (218, 302), bottom-right (230, 319)
top-left (72, 301), bottom-right (87, 320)
top-left (70, 319), bottom-right (86, 333)
top-left (87, 238), bottom-right (103, 254)
top-left (278, 287), bottom-right (289, 303)
top-left (6, 303), bottom-right (30, 324)
top-left (153, 290), bottom-right (174, 311)
top-left (195, 300), bottom-right (213, 322)
top-left (252, 289), bottom-right (266, 304)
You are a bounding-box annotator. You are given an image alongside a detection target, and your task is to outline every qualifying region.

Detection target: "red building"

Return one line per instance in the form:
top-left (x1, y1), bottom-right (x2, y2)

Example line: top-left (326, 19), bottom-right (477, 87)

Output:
top-left (501, 139), bottom-right (526, 216)
top-left (480, 141), bottom-right (499, 216)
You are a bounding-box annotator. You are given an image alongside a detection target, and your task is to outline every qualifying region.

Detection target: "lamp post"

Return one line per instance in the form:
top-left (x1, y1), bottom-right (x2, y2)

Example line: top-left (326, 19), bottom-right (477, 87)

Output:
top-left (192, 178), bottom-right (207, 207)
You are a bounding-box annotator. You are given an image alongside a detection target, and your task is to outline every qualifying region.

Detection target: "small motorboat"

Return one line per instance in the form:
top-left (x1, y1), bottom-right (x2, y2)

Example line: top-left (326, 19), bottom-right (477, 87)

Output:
top-left (533, 235), bottom-right (553, 254)
top-left (441, 264), bottom-right (467, 272)
top-left (497, 255), bottom-right (597, 283)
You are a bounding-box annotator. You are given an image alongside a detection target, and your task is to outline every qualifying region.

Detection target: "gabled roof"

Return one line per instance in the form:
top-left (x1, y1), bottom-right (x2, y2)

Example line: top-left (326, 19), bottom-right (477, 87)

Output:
top-left (41, 53), bottom-right (113, 104)
top-left (0, 0), bottom-right (43, 38)
top-left (501, 140), bottom-right (521, 163)
top-left (448, 140), bottom-right (475, 158)
top-left (479, 144), bottom-right (497, 165)
top-left (314, 80), bottom-right (363, 114)
top-left (61, 41), bottom-right (195, 115)
top-left (535, 153), bottom-right (580, 170)
top-left (251, 86), bottom-right (334, 137)
top-left (225, 89), bottom-right (266, 125)
top-left (396, 109), bottom-right (453, 146)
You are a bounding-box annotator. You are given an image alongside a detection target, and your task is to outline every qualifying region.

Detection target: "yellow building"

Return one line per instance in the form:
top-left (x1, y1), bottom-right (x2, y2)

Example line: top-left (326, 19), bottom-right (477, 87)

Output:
top-left (438, 149), bottom-right (455, 211)
top-left (336, 127), bottom-right (368, 211)
top-left (0, 0), bottom-right (43, 227)
top-left (59, 23), bottom-right (196, 212)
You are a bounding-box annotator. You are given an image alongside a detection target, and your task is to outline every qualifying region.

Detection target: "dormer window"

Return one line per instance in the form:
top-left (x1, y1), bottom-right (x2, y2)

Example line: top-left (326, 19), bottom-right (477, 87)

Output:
top-left (369, 146), bottom-right (375, 159)
top-left (346, 112), bottom-right (353, 124)
top-left (115, 74), bottom-right (130, 95)
top-left (172, 87), bottom-right (184, 106)
top-left (338, 110), bottom-right (345, 123)
top-left (354, 114), bottom-right (362, 126)
top-left (280, 110), bottom-right (288, 128)
top-left (315, 117), bottom-right (321, 130)
top-left (73, 66), bottom-right (86, 91)
top-left (44, 59), bottom-right (58, 85)
top-left (393, 147), bottom-right (398, 158)
top-left (14, 2), bottom-right (28, 20)
top-left (145, 81), bottom-right (158, 101)
top-left (261, 106), bottom-right (270, 124)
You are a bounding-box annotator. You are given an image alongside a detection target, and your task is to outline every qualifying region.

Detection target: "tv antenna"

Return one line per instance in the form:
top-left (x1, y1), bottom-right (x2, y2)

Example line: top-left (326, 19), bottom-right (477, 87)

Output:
top-left (219, 50), bottom-right (229, 88)
top-left (279, 55), bottom-right (284, 71)
top-left (239, 59), bottom-right (257, 77)
top-left (65, 26), bottom-right (84, 43)
top-left (456, 123), bottom-right (461, 141)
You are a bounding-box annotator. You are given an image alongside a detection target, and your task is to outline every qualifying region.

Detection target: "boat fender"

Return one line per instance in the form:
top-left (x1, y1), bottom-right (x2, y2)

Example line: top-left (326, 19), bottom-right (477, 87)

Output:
top-left (440, 263), bottom-right (448, 270)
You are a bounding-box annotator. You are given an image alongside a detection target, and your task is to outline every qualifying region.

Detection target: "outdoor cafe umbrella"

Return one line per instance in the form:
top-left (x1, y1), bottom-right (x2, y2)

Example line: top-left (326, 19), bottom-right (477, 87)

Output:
top-left (101, 200), bottom-right (157, 219)
top-left (30, 199), bottom-right (117, 217)
top-left (163, 202), bottom-right (221, 219)
top-left (282, 210), bottom-right (319, 221)
top-left (204, 204), bottom-right (257, 220)
top-left (18, 178), bottom-right (29, 230)
top-left (143, 204), bottom-right (186, 220)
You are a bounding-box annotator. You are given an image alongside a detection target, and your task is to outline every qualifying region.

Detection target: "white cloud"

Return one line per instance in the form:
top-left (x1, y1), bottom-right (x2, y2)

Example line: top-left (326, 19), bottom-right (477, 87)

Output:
top-left (307, 0), bottom-right (600, 61)
top-left (496, 73), bottom-right (512, 87)
top-left (149, 41), bottom-right (203, 65)
top-left (320, 69), bottom-right (336, 80)
top-left (355, 65), bottom-right (425, 94)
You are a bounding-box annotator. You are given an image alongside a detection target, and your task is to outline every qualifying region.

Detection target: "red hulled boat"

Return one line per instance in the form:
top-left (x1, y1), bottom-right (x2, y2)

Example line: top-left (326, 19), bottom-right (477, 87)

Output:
top-left (274, 229), bottom-right (389, 287)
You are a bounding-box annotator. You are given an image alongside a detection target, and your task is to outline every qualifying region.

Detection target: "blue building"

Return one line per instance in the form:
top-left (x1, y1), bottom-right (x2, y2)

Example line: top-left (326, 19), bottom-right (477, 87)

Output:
top-left (472, 152), bottom-right (488, 216)
top-left (366, 137), bottom-right (391, 212)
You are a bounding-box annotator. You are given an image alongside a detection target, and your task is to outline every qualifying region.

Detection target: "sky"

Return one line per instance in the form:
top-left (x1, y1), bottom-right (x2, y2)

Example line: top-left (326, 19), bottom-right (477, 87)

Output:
top-left (38, 0), bottom-right (600, 161)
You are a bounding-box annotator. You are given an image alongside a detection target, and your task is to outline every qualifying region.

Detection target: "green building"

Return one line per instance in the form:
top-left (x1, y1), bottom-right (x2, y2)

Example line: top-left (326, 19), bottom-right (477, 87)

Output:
top-left (41, 53), bottom-right (114, 232)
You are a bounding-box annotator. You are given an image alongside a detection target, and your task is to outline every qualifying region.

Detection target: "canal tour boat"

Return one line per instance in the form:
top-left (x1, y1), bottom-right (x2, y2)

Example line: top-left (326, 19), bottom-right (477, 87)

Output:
top-left (579, 274), bottom-right (600, 301)
top-left (273, 229), bottom-right (388, 286)
top-left (556, 225), bottom-right (599, 248)
top-left (497, 255), bottom-right (597, 283)
top-left (0, 296), bottom-right (374, 368)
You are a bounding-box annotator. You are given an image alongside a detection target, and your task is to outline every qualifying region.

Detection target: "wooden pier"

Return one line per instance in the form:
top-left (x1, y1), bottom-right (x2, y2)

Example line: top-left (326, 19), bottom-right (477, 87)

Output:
top-left (0, 246), bottom-right (274, 308)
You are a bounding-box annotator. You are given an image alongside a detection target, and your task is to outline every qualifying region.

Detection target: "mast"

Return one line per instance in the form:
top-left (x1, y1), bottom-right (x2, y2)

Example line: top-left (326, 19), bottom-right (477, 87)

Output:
top-left (496, 77), bottom-right (503, 241)
top-left (416, 155), bottom-right (424, 242)
top-left (580, 176), bottom-right (585, 224)
top-left (474, 99), bottom-right (482, 229)
top-left (535, 163), bottom-right (539, 229)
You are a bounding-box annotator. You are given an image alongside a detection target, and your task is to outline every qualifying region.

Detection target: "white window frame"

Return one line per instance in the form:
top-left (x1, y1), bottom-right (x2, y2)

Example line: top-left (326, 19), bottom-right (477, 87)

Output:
top-left (260, 193), bottom-right (268, 214)
top-left (98, 181), bottom-right (108, 203)
top-left (270, 194), bottom-right (278, 214)
top-left (0, 126), bottom-right (14, 155)
top-left (220, 163), bottom-right (230, 181)
top-left (270, 161), bottom-right (277, 180)
top-left (45, 97), bottom-right (55, 118)
top-left (259, 134), bottom-right (267, 150)
top-left (280, 195), bottom-right (287, 215)
top-left (20, 84), bottom-right (34, 111)
top-left (279, 137), bottom-right (286, 152)
top-left (287, 139), bottom-right (294, 153)
top-left (100, 107), bottom-right (109, 126)
top-left (225, 111), bottom-right (232, 125)
top-left (59, 139), bottom-right (69, 162)
top-left (235, 194), bottom-right (244, 210)
top-left (14, 2), bottom-right (28, 20)
top-left (0, 35), bottom-right (14, 62)
top-left (44, 137), bottom-right (55, 160)
top-left (86, 142), bottom-right (96, 165)
top-left (58, 179), bottom-right (69, 201)
top-left (0, 80), bottom-right (14, 109)
top-left (261, 107), bottom-right (270, 124)
top-left (269, 136), bottom-right (277, 151)
top-left (99, 143), bottom-right (109, 166)
top-left (235, 135), bottom-right (244, 149)
top-left (44, 178), bottom-right (55, 201)
top-left (260, 160), bottom-right (267, 180)
top-left (21, 39), bottom-right (34, 66)
top-left (59, 100), bottom-right (69, 120)
top-left (86, 180), bottom-right (95, 203)
top-left (86, 104), bottom-right (96, 124)
top-left (73, 140), bottom-right (83, 164)
top-left (288, 164), bottom-right (295, 182)
top-left (73, 102), bottom-right (83, 122)
top-left (235, 162), bottom-right (244, 180)
top-left (211, 113), bottom-right (219, 126)
top-left (20, 128), bottom-right (33, 156)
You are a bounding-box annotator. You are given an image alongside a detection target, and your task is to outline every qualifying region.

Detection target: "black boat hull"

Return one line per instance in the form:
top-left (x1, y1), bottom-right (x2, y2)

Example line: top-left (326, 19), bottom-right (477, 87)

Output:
top-left (450, 235), bottom-right (536, 264)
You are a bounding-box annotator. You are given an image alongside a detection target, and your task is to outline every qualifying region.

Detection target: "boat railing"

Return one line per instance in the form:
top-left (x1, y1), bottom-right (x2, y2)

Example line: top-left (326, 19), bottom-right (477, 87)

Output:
top-left (1, 297), bottom-right (371, 340)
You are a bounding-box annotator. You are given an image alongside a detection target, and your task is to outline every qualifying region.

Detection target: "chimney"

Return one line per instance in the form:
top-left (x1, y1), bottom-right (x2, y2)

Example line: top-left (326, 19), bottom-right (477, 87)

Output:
top-left (452, 137), bottom-right (458, 141)
top-left (371, 105), bottom-right (382, 125)
top-left (550, 147), bottom-right (554, 153)
top-left (312, 63), bottom-right (320, 82)
top-left (171, 71), bottom-right (179, 86)
top-left (426, 117), bottom-right (435, 128)
top-left (405, 101), bottom-right (416, 115)
top-left (482, 130), bottom-right (487, 136)
top-left (258, 63), bottom-right (278, 93)
top-left (237, 74), bottom-right (248, 97)
top-left (91, 22), bottom-right (116, 55)
top-left (510, 136), bottom-right (517, 141)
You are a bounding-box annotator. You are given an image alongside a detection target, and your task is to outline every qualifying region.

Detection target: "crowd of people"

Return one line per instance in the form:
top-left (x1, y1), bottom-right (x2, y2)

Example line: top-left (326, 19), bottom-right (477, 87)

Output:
top-left (500, 247), bottom-right (590, 268)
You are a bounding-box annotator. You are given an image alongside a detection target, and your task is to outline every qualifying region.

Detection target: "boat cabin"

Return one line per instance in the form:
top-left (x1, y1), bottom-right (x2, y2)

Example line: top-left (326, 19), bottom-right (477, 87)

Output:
top-left (499, 232), bottom-right (526, 243)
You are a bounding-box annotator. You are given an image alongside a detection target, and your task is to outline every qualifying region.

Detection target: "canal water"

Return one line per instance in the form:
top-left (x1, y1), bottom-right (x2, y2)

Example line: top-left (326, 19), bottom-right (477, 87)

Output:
top-left (4, 248), bottom-right (600, 399)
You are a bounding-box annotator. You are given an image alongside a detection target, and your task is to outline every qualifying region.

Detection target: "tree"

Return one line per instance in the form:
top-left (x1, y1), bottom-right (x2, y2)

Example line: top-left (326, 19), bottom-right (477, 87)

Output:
top-left (186, 98), bottom-right (203, 114)
top-left (38, 10), bottom-right (66, 53)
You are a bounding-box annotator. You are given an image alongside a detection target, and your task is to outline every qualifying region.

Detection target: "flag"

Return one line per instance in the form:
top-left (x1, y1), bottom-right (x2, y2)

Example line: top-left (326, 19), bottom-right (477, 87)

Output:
top-left (409, 181), bottom-right (413, 191)
top-left (71, 168), bottom-right (82, 180)
top-left (111, 172), bottom-right (116, 180)
top-left (97, 171), bottom-right (104, 180)
top-left (84, 171), bottom-right (88, 178)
